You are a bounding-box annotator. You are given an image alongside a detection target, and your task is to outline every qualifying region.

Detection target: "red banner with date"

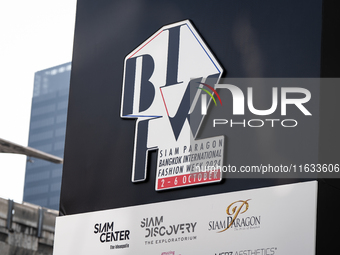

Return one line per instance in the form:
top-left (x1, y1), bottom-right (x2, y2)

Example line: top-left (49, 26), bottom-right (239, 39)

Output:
top-left (156, 170), bottom-right (221, 190)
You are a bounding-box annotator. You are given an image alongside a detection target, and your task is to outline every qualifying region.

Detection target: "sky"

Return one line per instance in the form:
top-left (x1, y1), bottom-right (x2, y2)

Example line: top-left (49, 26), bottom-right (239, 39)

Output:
top-left (0, 0), bottom-right (77, 202)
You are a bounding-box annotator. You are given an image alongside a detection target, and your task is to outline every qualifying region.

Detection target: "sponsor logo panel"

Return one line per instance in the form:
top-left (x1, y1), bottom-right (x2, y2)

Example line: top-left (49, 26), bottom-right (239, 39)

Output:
top-left (54, 181), bottom-right (317, 254)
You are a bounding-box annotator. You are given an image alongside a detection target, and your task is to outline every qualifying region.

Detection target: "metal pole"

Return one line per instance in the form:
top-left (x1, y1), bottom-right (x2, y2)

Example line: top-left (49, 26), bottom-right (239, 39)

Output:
top-left (6, 199), bottom-right (13, 231)
top-left (37, 207), bottom-right (44, 238)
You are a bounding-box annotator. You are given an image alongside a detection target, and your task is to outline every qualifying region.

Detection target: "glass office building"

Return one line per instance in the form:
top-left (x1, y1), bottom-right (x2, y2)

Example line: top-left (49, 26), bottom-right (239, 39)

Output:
top-left (23, 62), bottom-right (71, 210)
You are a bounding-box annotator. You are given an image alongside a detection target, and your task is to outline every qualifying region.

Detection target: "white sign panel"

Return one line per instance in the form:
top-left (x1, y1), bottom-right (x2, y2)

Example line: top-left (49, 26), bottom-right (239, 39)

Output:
top-left (53, 181), bottom-right (317, 255)
top-left (120, 20), bottom-right (224, 189)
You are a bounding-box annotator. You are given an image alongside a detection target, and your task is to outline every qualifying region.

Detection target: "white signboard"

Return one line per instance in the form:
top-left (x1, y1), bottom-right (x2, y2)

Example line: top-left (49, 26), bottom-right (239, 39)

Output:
top-left (120, 20), bottom-right (225, 189)
top-left (53, 181), bottom-right (317, 255)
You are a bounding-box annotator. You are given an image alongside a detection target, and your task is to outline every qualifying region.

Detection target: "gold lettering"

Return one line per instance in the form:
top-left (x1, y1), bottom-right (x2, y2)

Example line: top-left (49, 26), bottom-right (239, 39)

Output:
top-left (218, 199), bottom-right (251, 233)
